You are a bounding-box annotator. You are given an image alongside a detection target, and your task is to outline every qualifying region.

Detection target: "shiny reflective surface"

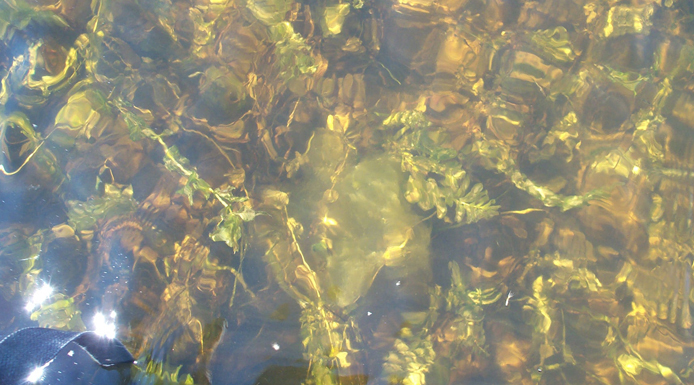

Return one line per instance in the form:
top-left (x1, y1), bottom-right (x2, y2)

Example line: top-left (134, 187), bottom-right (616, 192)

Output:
top-left (1, 0), bottom-right (694, 384)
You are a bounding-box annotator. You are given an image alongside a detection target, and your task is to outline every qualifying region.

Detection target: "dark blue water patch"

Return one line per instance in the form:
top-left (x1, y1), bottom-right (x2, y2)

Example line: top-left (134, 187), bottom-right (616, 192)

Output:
top-left (110, 1), bottom-right (176, 60)
top-left (210, 293), bottom-right (306, 385)
top-left (39, 237), bottom-right (88, 294)
top-left (236, 249), bottom-right (271, 291)
top-left (0, 328), bottom-right (133, 385)
top-left (80, 245), bottom-right (136, 320)
top-left (0, 186), bottom-right (66, 227)
top-left (61, 160), bottom-right (101, 201)
top-left (130, 162), bottom-right (164, 202)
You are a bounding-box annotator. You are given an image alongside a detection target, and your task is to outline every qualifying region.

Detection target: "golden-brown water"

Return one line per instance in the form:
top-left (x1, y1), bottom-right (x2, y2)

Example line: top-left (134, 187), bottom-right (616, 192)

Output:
top-left (1, 0), bottom-right (694, 383)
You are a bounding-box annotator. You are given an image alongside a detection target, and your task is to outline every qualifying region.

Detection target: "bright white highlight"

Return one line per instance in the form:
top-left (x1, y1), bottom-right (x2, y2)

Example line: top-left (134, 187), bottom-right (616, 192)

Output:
top-left (25, 284), bottom-right (54, 312)
top-left (26, 365), bottom-right (47, 383)
top-left (272, 342), bottom-right (280, 351)
top-left (505, 291), bottom-right (515, 307)
top-left (93, 311), bottom-right (117, 339)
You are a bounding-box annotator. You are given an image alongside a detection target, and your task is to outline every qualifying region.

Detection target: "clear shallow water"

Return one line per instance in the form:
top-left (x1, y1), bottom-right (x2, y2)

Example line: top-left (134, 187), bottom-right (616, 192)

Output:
top-left (1, 0), bottom-right (694, 384)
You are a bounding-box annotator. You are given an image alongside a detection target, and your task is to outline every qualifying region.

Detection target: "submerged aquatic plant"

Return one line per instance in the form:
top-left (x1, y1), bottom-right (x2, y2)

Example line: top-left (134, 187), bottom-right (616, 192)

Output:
top-left (2, 0), bottom-right (694, 383)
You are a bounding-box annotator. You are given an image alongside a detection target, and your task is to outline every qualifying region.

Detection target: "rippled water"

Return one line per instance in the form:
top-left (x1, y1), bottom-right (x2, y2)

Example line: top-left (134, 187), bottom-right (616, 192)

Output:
top-left (1, 0), bottom-right (694, 384)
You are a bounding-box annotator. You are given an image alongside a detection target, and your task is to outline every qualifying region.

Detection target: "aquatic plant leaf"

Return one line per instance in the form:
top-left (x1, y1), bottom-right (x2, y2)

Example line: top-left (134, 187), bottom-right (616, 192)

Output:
top-left (209, 205), bottom-right (258, 253)
top-left (111, 97), bottom-right (152, 141)
top-left (631, 112), bottom-right (665, 167)
top-left (300, 301), bottom-right (361, 385)
top-left (159, 145), bottom-right (216, 205)
top-left (602, 66), bottom-right (650, 95)
top-left (471, 134), bottom-right (604, 211)
top-left (151, 234), bottom-right (246, 378)
top-left (467, 287), bottom-right (503, 306)
top-left (381, 333), bottom-right (435, 385)
top-left (529, 27), bottom-right (576, 64)
top-left (285, 150), bottom-right (309, 178)
top-left (261, 189), bottom-right (290, 209)
top-left (0, 226), bottom-right (43, 300)
top-left (384, 112), bottom-right (499, 224)
top-left (53, 87), bottom-right (112, 143)
top-left (187, 8), bottom-right (216, 58)
top-left (382, 110), bottom-right (431, 135)
top-left (212, 187), bottom-right (248, 206)
top-left (66, 184), bottom-right (137, 232)
top-left (403, 157), bottom-right (498, 224)
top-left (284, 132), bottom-right (315, 179)
top-left (442, 262), bottom-right (498, 357)
top-left (527, 276), bottom-right (553, 336)
top-left (194, 66), bottom-right (248, 125)
top-left (0, 0), bottom-right (69, 41)
top-left (453, 181), bottom-right (500, 224)
top-left (30, 293), bottom-right (86, 331)
top-left (269, 22), bottom-right (319, 82)
top-left (602, 4), bottom-right (654, 38)
top-left (528, 112), bottom-right (580, 164)
top-left (617, 354), bottom-right (684, 385)
top-left (131, 357), bottom-right (195, 385)
top-left (323, 4), bottom-right (351, 36)
top-left (591, 150), bottom-right (635, 179)
top-left (247, 0), bottom-right (292, 26)
top-left (113, 96), bottom-right (256, 264)
top-left (177, 169), bottom-right (212, 204)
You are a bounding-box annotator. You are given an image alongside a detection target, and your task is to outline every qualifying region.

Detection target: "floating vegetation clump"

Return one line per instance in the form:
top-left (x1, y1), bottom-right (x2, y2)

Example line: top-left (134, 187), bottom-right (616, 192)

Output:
top-left (1, 0), bottom-right (694, 383)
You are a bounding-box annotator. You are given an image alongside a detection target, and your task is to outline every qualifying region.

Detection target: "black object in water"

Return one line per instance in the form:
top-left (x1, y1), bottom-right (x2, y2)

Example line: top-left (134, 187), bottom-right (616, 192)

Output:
top-left (0, 327), bottom-right (134, 385)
